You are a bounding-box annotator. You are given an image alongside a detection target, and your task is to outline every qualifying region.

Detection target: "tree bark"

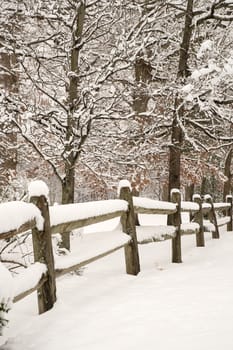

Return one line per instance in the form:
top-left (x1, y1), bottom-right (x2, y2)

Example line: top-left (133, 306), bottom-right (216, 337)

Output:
top-left (0, 52), bottom-right (18, 197)
top-left (59, 2), bottom-right (86, 250)
top-left (185, 183), bottom-right (194, 201)
top-left (132, 56), bottom-right (152, 115)
top-left (62, 166), bottom-right (75, 204)
top-left (177, 0), bottom-right (194, 79)
top-left (168, 0), bottom-right (194, 197)
top-left (201, 176), bottom-right (207, 196)
top-left (131, 10), bottom-right (152, 220)
top-left (168, 97), bottom-right (184, 199)
top-left (223, 148), bottom-right (232, 200)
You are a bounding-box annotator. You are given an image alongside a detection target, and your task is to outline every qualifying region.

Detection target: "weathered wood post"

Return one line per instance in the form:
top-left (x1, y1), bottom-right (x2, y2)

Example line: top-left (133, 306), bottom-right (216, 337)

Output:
top-left (170, 189), bottom-right (182, 263)
top-left (119, 181), bottom-right (140, 275)
top-left (193, 194), bottom-right (205, 247)
top-left (29, 181), bottom-right (57, 314)
top-left (205, 195), bottom-right (220, 239)
top-left (226, 195), bottom-right (233, 232)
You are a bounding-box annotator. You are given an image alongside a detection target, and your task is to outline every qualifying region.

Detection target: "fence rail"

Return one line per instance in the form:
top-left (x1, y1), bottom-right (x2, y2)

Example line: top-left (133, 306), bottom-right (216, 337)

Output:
top-left (0, 181), bottom-right (232, 317)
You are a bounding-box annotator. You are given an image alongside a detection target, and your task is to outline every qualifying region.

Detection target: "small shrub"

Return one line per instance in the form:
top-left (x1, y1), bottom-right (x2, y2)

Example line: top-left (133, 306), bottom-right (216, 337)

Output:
top-left (0, 263), bottom-right (14, 339)
top-left (0, 299), bottom-right (11, 335)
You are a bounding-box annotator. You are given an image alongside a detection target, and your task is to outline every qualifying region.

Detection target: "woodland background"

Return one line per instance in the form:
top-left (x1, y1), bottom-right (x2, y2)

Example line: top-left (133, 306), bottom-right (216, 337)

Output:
top-left (1, 0), bottom-right (233, 205)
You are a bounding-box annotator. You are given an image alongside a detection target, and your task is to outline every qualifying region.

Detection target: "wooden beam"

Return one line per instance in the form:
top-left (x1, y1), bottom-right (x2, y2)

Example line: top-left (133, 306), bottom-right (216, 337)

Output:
top-left (134, 206), bottom-right (177, 215)
top-left (55, 243), bottom-right (129, 278)
top-left (0, 219), bottom-right (36, 240)
top-left (13, 274), bottom-right (47, 303)
top-left (51, 210), bottom-right (125, 234)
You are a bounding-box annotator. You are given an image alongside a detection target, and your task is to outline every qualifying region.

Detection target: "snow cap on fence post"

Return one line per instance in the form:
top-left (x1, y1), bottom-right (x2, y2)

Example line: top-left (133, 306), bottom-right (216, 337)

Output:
top-left (28, 180), bottom-right (49, 201)
top-left (118, 180), bottom-right (140, 275)
top-left (192, 194), bottom-right (201, 201)
top-left (204, 194), bottom-right (212, 201)
top-left (117, 180), bottom-right (132, 196)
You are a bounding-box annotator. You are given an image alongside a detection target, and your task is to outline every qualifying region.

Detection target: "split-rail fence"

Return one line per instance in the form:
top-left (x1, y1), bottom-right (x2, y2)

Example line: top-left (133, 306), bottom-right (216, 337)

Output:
top-left (0, 181), bottom-right (232, 316)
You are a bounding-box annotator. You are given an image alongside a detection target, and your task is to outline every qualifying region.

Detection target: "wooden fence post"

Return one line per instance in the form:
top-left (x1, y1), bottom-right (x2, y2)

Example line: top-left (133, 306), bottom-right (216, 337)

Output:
top-left (170, 189), bottom-right (182, 263)
top-left (30, 194), bottom-right (57, 314)
top-left (205, 195), bottom-right (220, 239)
top-left (119, 182), bottom-right (140, 275)
top-left (226, 195), bottom-right (233, 232)
top-left (193, 194), bottom-right (205, 247)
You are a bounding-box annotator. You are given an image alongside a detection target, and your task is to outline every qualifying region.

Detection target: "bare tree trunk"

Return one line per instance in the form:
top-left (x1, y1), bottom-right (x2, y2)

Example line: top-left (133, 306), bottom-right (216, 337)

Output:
top-left (132, 56), bottom-right (152, 115)
top-left (168, 97), bottom-right (184, 199)
top-left (59, 2), bottom-right (86, 250)
top-left (0, 52), bottom-right (18, 198)
top-left (132, 54), bottom-right (152, 222)
top-left (177, 0), bottom-right (194, 80)
top-left (168, 0), bottom-right (194, 198)
top-left (200, 176), bottom-right (207, 196)
top-left (131, 3), bottom-right (152, 220)
top-left (62, 167), bottom-right (75, 205)
top-left (223, 148), bottom-right (232, 200)
top-left (161, 183), bottom-right (169, 201)
top-left (185, 183), bottom-right (194, 201)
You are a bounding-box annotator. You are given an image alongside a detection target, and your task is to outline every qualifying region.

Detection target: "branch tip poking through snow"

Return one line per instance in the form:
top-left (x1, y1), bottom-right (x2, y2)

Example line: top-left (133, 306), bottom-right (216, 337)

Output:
top-left (28, 180), bottom-right (49, 200)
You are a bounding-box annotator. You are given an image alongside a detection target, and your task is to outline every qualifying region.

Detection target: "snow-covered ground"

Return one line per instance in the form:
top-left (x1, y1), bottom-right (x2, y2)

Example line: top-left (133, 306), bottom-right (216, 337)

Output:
top-left (2, 217), bottom-right (233, 350)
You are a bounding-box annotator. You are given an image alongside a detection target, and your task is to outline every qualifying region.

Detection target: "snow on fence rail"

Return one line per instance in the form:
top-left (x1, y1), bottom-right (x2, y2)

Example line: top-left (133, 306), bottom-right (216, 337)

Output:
top-left (50, 199), bottom-right (127, 234)
top-left (0, 181), bottom-right (233, 321)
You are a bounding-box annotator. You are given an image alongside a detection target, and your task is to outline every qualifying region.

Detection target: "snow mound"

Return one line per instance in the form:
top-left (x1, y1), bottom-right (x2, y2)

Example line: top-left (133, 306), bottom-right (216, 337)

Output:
top-left (133, 197), bottom-right (176, 212)
top-left (55, 230), bottom-right (131, 272)
top-left (50, 200), bottom-right (127, 227)
top-left (117, 180), bottom-right (132, 195)
top-left (14, 263), bottom-right (47, 300)
top-left (0, 201), bottom-right (44, 235)
top-left (136, 225), bottom-right (176, 244)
